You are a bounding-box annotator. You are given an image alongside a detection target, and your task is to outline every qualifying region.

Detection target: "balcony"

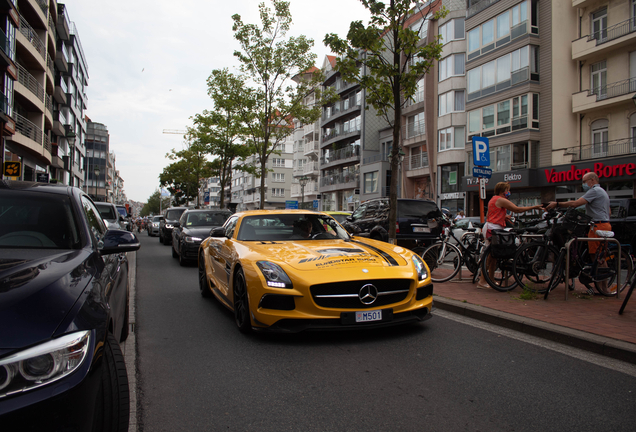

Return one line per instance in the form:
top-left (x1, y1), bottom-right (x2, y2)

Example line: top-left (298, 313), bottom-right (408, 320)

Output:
top-left (55, 43), bottom-right (68, 72)
top-left (54, 79), bottom-right (67, 105)
top-left (572, 77), bottom-right (636, 114)
top-left (16, 63), bottom-right (44, 104)
top-left (18, 15), bottom-right (46, 61)
top-left (572, 18), bottom-right (636, 61)
top-left (57, 10), bottom-right (70, 40)
top-left (13, 112), bottom-right (44, 151)
top-left (303, 161), bottom-right (318, 176)
top-left (320, 171), bottom-right (360, 190)
top-left (563, 137), bottom-right (636, 161)
top-left (407, 153), bottom-right (429, 171)
top-left (321, 126), bottom-right (361, 147)
top-left (320, 145), bottom-right (360, 168)
top-left (47, 14), bottom-right (56, 48)
top-left (303, 139), bottom-right (319, 157)
top-left (402, 118), bottom-right (426, 145)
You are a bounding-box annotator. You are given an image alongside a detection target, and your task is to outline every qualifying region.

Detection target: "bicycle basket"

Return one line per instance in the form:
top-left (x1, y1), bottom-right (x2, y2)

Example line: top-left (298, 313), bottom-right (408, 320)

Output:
top-left (490, 229), bottom-right (516, 259)
top-left (561, 208), bottom-right (592, 236)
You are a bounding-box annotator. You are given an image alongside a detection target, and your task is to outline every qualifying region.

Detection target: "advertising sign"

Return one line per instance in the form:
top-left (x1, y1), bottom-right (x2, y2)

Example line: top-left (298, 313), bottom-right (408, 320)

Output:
top-left (3, 161), bottom-right (21, 178)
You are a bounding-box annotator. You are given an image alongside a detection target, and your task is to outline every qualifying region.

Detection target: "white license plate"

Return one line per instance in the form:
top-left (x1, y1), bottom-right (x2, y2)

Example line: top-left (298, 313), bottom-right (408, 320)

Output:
top-left (355, 310), bottom-right (382, 323)
top-left (413, 227), bottom-right (431, 233)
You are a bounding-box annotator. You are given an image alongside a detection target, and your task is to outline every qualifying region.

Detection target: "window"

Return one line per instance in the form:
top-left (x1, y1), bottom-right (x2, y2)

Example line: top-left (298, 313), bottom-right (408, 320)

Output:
top-left (591, 7), bottom-right (607, 41)
top-left (407, 112), bottom-right (425, 138)
top-left (631, 113), bottom-right (636, 152)
top-left (272, 173), bottom-right (285, 182)
top-left (439, 90), bottom-right (465, 116)
top-left (364, 172), bottom-right (378, 193)
top-left (439, 54), bottom-right (465, 81)
top-left (591, 119), bottom-right (609, 157)
top-left (496, 145), bottom-right (511, 171)
top-left (497, 101), bottom-right (510, 126)
top-left (467, 93), bottom-right (538, 138)
top-left (497, 11), bottom-right (510, 39)
top-left (271, 188), bottom-right (285, 197)
top-left (497, 54), bottom-right (511, 83)
top-left (591, 60), bottom-right (607, 98)
top-left (439, 18), bottom-right (465, 44)
top-left (482, 61), bottom-right (495, 89)
top-left (408, 78), bottom-right (425, 105)
top-left (411, 18), bottom-right (429, 40)
top-left (482, 19), bottom-right (494, 45)
top-left (272, 158), bottom-right (285, 167)
top-left (438, 127), bottom-right (465, 151)
top-left (467, 1), bottom-right (529, 58)
top-left (468, 27), bottom-right (480, 52)
top-left (512, 1), bottom-right (528, 27)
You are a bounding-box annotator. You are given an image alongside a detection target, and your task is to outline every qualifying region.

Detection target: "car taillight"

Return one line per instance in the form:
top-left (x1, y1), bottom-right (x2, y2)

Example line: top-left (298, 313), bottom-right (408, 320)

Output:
top-left (396, 222), bottom-right (400, 234)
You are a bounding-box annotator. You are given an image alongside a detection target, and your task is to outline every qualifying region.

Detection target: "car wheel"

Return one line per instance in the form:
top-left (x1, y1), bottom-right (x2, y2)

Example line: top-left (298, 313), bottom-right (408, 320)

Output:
top-left (199, 252), bottom-right (212, 298)
top-left (172, 242), bottom-right (178, 258)
top-left (120, 297), bottom-right (129, 343)
top-left (233, 268), bottom-right (251, 333)
top-left (92, 333), bottom-right (129, 432)
top-left (179, 245), bottom-right (187, 266)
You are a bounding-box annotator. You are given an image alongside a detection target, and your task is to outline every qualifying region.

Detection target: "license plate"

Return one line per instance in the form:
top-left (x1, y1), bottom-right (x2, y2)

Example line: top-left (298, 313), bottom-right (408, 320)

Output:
top-left (413, 227), bottom-right (431, 233)
top-left (355, 310), bottom-right (382, 323)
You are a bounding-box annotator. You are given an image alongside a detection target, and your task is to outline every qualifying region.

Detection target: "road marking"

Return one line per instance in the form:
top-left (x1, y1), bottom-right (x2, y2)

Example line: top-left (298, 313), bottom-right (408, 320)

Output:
top-left (435, 309), bottom-right (636, 378)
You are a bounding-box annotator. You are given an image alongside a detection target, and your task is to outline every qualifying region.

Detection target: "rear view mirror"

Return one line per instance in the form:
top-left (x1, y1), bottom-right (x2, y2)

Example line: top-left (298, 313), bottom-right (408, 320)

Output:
top-left (210, 227), bottom-right (226, 238)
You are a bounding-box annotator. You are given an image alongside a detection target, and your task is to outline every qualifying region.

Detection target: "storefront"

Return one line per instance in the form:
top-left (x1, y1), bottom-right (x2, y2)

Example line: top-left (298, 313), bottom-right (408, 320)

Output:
top-left (460, 158), bottom-right (636, 217)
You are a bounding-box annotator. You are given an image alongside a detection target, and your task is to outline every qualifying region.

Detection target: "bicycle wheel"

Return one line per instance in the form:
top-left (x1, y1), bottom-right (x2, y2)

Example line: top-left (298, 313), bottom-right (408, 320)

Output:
top-left (481, 246), bottom-right (518, 292)
top-left (544, 248), bottom-right (567, 300)
top-left (594, 245), bottom-right (633, 296)
top-left (421, 242), bottom-right (462, 283)
top-left (512, 242), bottom-right (560, 293)
top-left (461, 235), bottom-right (481, 275)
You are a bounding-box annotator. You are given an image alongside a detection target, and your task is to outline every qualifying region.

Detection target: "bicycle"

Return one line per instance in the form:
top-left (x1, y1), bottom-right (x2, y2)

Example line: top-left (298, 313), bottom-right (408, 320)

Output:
top-left (417, 217), bottom-right (485, 283)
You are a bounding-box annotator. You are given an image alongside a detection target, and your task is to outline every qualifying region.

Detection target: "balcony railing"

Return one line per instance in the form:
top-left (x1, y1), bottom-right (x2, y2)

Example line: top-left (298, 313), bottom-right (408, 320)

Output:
top-left (17, 63), bottom-right (45, 102)
top-left (320, 145), bottom-right (360, 164)
top-left (589, 77), bottom-right (636, 101)
top-left (0, 28), bottom-right (12, 59)
top-left (320, 171), bottom-right (360, 187)
top-left (322, 125), bottom-right (361, 142)
top-left (564, 137), bottom-right (636, 161)
top-left (35, 0), bottom-right (48, 15)
top-left (589, 17), bottom-right (636, 45)
top-left (403, 118), bottom-right (426, 139)
top-left (48, 15), bottom-right (57, 41)
top-left (19, 16), bottom-right (46, 59)
top-left (407, 153), bottom-right (429, 170)
top-left (14, 113), bottom-right (43, 145)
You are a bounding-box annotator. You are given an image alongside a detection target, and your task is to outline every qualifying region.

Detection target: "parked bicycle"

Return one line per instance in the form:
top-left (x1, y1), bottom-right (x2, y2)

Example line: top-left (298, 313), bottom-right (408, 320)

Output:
top-left (416, 216), bottom-right (485, 283)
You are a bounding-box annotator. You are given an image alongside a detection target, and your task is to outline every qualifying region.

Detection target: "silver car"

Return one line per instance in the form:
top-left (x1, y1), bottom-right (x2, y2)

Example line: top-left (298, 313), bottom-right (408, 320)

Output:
top-left (95, 202), bottom-right (123, 230)
top-left (148, 215), bottom-right (164, 236)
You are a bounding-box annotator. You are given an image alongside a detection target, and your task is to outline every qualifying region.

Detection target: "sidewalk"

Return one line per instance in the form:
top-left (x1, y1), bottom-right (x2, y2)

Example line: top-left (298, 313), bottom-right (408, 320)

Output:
top-left (432, 273), bottom-right (636, 365)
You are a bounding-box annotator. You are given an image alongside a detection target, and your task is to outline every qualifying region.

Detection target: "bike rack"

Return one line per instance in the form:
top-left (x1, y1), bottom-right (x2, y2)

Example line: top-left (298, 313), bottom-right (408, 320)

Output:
top-left (564, 237), bottom-right (621, 301)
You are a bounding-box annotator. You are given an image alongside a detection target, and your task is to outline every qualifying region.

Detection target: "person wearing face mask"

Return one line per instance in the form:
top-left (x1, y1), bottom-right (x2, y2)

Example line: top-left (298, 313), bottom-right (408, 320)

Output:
top-left (476, 182), bottom-right (544, 289)
top-left (546, 172), bottom-right (611, 263)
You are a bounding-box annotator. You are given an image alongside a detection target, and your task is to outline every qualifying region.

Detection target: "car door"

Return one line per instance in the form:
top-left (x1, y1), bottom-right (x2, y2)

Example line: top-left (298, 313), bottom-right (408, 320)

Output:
top-left (348, 203), bottom-right (367, 233)
top-left (208, 216), bottom-right (238, 297)
top-left (173, 212), bottom-right (187, 254)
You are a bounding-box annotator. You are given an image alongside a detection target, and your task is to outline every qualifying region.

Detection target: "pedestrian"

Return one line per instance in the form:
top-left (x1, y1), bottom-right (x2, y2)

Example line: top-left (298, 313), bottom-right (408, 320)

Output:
top-left (476, 182), bottom-right (543, 289)
top-left (454, 211), bottom-right (465, 222)
top-left (546, 172), bottom-right (612, 292)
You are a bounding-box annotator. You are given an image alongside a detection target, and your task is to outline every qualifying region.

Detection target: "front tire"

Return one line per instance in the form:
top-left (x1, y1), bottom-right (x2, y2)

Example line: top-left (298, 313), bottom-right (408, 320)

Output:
top-left (92, 333), bottom-right (129, 432)
top-left (481, 246), bottom-right (518, 292)
top-left (421, 242), bottom-right (461, 283)
top-left (512, 242), bottom-right (559, 293)
top-left (233, 268), bottom-right (251, 333)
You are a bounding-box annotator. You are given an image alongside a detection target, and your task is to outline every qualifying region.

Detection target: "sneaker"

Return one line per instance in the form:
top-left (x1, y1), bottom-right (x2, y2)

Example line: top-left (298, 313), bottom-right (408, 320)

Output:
top-left (476, 283), bottom-right (491, 290)
top-left (605, 284), bottom-right (618, 295)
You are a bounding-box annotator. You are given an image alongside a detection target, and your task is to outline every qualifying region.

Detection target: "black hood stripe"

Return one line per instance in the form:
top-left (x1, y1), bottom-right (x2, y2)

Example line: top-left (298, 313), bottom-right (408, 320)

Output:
top-left (351, 240), bottom-right (399, 266)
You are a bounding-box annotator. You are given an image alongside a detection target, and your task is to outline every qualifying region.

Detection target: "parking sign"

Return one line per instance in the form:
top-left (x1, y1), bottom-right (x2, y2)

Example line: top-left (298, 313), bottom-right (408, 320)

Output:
top-left (472, 137), bottom-right (490, 167)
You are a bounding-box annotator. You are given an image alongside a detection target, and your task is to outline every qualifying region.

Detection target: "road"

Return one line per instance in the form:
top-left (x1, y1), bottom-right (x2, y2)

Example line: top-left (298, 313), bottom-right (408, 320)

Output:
top-left (134, 234), bottom-right (636, 432)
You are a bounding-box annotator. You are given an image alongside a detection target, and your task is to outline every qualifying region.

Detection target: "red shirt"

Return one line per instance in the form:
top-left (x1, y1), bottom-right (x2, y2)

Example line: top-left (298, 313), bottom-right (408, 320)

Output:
top-left (487, 196), bottom-right (507, 227)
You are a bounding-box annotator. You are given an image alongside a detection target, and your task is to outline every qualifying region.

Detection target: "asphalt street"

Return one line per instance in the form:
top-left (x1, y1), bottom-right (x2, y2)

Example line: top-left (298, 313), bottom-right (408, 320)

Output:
top-left (133, 234), bottom-right (636, 432)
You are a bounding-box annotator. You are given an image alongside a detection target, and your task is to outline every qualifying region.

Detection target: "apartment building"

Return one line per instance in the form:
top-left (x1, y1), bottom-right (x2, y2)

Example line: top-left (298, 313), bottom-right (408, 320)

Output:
top-left (84, 120), bottom-right (109, 201)
top-left (0, 0), bottom-right (18, 174)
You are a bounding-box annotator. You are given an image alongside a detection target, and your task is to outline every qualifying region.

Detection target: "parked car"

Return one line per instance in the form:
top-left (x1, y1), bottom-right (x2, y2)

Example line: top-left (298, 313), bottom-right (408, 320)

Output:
top-left (198, 210), bottom-right (433, 332)
top-left (609, 198), bottom-right (636, 254)
top-left (159, 207), bottom-right (188, 245)
top-left (147, 215), bottom-right (164, 237)
top-left (0, 180), bottom-right (140, 430)
top-left (116, 205), bottom-right (132, 231)
top-left (344, 198), bottom-right (444, 249)
top-left (94, 201), bottom-right (123, 230)
top-left (172, 209), bottom-right (231, 265)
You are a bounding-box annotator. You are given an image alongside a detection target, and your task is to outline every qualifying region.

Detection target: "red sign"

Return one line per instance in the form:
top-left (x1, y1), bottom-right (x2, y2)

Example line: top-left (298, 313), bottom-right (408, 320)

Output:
top-left (545, 162), bottom-right (636, 184)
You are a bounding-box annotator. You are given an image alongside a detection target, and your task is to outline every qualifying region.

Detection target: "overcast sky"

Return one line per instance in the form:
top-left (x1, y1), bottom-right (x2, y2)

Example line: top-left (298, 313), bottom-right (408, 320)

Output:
top-left (59, 0), bottom-right (371, 202)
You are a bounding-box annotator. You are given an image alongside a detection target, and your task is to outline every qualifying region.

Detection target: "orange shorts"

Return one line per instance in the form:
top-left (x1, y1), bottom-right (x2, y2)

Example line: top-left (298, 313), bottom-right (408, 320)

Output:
top-left (588, 222), bottom-right (611, 255)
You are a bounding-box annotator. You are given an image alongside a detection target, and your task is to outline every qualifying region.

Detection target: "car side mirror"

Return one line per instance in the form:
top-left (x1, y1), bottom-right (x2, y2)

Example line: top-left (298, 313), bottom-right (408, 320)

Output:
top-left (173, 222), bottom-right (181, 228)
top-left (346, 216), bottom-right (353, 222)
top-left (100, 229), bottom-right (141, 254)
top-left (210, 227), bottom-right (226, 237)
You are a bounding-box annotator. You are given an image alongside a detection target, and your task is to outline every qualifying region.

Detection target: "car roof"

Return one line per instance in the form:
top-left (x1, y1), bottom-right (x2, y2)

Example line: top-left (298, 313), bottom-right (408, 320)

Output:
top-left (0, 180), bottom-right (74, 195)
top-left (233, 209), bottom-right (325, 218)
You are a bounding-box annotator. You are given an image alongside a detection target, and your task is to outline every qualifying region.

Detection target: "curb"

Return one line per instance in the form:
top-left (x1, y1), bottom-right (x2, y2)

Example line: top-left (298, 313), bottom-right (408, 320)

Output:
top-left (124, 251), bottom-right (137, 432)
top-left (433, 296), bottom-right (636, 365)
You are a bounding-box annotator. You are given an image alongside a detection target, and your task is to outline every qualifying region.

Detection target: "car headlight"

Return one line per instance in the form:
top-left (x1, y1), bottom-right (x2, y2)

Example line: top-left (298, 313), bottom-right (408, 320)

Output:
top-left (411, 254), bottom-right (428, 281)
top-left (165, 224), bottom-right (173, 229)
top-left (256, 261), bottom-right (293, 289)
top-left (185, 236), bottom-right (203, 243)
top-left (0, 331), bottom-right (90, 398)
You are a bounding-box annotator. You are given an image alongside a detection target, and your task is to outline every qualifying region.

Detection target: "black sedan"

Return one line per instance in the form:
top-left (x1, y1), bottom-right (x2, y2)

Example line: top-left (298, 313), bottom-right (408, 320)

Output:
top-left (0, 180), bottom-right (140, 431)
top-left (171, 209), bottom-right (231, 266)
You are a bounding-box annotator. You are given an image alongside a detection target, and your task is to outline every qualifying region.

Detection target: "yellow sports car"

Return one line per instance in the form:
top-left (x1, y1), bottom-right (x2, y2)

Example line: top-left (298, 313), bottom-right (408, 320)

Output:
top-left (197, 210), bottom-right (434, 332)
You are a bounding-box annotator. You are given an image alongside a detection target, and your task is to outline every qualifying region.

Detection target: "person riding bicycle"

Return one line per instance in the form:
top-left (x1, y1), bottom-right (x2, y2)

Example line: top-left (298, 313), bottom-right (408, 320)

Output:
top-left (476, 182), bottom-right (543, 289)
top-left (546, 172), bottom-right (612, 291)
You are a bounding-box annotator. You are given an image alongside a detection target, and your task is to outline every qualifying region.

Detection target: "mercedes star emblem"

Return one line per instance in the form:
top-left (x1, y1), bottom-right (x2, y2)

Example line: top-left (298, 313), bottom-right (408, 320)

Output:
top-left (359, 284), bottom-right (378, 305)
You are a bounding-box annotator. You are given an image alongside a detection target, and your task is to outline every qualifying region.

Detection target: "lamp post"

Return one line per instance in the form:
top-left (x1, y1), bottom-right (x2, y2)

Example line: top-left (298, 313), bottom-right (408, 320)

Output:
top-left (299, 176), bottom-right (309, 209)
top-left (94, 166), bottom-right (100, 201)
top-left (66, 130), bottom-right (76, 187)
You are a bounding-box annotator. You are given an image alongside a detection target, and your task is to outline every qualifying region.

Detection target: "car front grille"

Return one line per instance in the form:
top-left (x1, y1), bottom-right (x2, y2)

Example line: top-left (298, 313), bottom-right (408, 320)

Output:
top-left (310, 279), bottom-right (411, 309)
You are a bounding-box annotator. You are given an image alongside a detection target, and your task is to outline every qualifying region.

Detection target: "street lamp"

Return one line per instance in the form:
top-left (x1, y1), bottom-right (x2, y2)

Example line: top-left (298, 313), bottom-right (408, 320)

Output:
top-left (94, 166), bottom-right (100, 201)
top-left (66, 130), bottom-right (76, 186)
top-left (299, 176), bottom-right (309, 209)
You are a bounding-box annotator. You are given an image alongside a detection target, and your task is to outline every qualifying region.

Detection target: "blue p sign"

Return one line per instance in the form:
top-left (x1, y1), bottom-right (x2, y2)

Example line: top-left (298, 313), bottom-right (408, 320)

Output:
top-left (472, 136), bottom-right (490, 167)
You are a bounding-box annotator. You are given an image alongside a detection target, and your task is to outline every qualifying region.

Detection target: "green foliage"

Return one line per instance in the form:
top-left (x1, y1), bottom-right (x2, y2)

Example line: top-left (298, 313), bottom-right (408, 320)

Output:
top-left (231, 0), bottom-right (338, 208)
top-left (324, 0), bottom-right (447, 241)
top-left (141, 190), bottom-right (171, 216)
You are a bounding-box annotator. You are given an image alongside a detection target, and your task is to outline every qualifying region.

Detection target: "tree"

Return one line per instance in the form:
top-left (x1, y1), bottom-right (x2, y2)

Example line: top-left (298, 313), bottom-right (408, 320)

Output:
top-left (231, 0), bottom-right (337, 208)
top-left (141, 190), bottom-right (171, 216)
top-left (159, 140), bottom-right (214, 208)
top-left (324, 0), bottom-right (446, 243)
top-left (193, 69), bottom-right (251, 210)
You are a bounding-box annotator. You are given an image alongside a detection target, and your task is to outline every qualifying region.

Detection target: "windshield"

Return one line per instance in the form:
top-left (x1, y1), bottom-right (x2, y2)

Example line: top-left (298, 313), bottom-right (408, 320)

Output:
top-left (398, 200), bottom-right (442, 219)
top-left (96, 204), bottom-right (117, 220)
top-left (0, 190), bottom-right (81, 249)
top-left (237, 213), bottom-right (350, 241)
top-left (152, 216), bottom-right (163, 222)
top-left (116, 207), bottom-right (128, 218)
top-left (166, 209), bottom-right (185, 220)
top-left (185, 211), bottom-right (230, 227)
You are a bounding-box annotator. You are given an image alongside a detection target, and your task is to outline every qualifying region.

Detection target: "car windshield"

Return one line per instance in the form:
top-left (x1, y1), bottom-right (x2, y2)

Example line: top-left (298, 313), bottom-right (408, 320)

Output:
top-left (398, 200), bottom-right (442, 219)
top-left (237, 213), bottom-right (350, 241)
top-left (166, 209), bottom-right (185, 220)
top-left (96, 204), bottom-right (117, 220)
top-left (152, 216), bottom-right (163, 222)
top-left (186, 212), bottom-right (231, 227)
top-left (116, 207), bottom-right (127, 218)
top-left (0, 190), bottom-right (81, 249)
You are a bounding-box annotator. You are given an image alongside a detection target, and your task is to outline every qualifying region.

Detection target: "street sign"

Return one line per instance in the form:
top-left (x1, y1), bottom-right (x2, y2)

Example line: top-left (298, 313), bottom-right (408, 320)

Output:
top-left (3, 161), bottom-right (21, 178)
top-left (313, 200), bottom-right (319, 209)
top-left (479, 178), bottom-right (486, 200)
top-left (472, 136), bottom-right (490, 166)
top-left (285, 200), bottom-right (298, 209)
top-left (472, 166), bottom-right (492, 178)
top-left (36, 173), bottom-right (49, 183)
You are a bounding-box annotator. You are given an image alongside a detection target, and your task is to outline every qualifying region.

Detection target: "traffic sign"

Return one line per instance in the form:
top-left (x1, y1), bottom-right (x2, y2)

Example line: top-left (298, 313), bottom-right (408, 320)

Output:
top-left (472, 136), bottom-right (490, 166)
top-left (479, 178), bottom-right (486, 200)
top-left (285, 200), bottom-right (298, 209)
top-left (313, 200), bottom-right (319, 209)
top-left (472, 166), bottom-right (492, 178)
